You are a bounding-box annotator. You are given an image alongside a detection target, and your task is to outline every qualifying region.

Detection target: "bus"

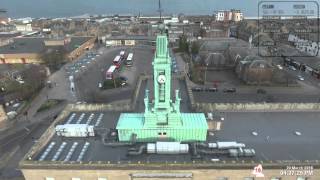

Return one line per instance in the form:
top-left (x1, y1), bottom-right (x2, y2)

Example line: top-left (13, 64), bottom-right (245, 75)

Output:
top-left (125, 53), bottom-right (133, 66)
top-left (119, 50), bottom-right (125, 58)
top-left (113, 55), bottom-right (121, 68)
top-left (106, 65), bottom-right (117, 80)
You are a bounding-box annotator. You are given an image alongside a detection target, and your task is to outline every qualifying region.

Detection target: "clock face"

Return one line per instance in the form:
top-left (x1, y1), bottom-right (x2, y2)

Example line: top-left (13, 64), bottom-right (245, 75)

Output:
top-left (157, 75), bottom-right (166, 84)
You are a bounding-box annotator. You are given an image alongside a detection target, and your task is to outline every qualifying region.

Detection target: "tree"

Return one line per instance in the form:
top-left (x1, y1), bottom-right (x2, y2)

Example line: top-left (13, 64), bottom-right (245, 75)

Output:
top-left (130, 26), bottom-right (140, 34)
top-left (190, 41), bottom-right (200, 55)
top-left (178, 35), bottom-right (189, 53)
top-left (199, 28), bottom-right (206, 37)
top-left (41, 46), bottom-right (67, 71)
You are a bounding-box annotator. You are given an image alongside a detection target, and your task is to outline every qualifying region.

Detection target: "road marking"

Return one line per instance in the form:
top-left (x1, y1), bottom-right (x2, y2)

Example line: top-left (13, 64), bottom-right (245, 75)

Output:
top-left (24, 127), bottom-right (30, 132)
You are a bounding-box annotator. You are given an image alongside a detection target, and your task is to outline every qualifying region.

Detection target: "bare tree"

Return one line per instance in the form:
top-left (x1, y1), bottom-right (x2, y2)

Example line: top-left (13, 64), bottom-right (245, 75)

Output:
top-left (40, 46), bottom-right (67, 71)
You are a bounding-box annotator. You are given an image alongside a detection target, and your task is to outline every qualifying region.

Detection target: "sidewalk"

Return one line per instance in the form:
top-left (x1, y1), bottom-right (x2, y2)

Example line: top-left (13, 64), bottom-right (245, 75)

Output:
top-left (0, 57), bottom-right (77, 132)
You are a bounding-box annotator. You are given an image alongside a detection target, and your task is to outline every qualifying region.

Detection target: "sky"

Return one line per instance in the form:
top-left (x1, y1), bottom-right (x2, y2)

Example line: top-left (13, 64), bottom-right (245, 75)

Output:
top-left (1, 0), bottom-right (260, 18)
top-left (1, 0), bottom-right (317, 18)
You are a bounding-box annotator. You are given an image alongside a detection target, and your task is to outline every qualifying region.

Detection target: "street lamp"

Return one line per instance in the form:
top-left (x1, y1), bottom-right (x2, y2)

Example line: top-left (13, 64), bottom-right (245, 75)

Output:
top-left (204, 63), bottom-right (208, 84)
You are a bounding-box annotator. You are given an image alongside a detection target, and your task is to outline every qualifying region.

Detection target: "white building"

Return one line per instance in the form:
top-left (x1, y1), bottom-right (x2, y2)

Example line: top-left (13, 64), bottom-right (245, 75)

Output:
top-left (215, 11), bottom-right (225, 21)
top-left (231, 9), bottom-right (243, 22)
top-left (15, 23), bottom-right (33, 32)
top-left (215, 9), bottom-right (243, 22)
top-left (163, 17), bottom-right (179, 25)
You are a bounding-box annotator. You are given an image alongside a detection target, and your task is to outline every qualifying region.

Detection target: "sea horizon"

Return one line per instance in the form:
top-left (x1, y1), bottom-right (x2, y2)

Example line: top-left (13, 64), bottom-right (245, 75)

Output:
top-left (1, 0), bottom-right (261, 18)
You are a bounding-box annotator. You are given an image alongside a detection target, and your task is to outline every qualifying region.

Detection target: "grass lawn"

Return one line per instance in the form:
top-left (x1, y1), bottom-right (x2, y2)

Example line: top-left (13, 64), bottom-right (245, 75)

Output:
top-left (102, 78), bottom-right (123, 90)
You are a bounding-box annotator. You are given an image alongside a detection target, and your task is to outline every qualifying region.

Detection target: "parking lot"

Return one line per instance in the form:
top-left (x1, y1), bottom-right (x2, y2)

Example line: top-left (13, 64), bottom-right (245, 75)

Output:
top-left (73, 46), bottom-right (155, 103)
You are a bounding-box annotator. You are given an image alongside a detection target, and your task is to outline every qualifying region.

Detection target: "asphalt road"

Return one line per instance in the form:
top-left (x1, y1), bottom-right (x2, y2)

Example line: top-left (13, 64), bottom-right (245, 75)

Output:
top-left (0, 119), bottom-right (54, 179)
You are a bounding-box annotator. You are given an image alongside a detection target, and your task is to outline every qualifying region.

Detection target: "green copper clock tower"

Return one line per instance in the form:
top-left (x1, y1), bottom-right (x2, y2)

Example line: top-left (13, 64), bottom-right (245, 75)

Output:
top-left (144, 34), bottom-right (182, 127)
top-left (116, 33), bottom-right (208, 142)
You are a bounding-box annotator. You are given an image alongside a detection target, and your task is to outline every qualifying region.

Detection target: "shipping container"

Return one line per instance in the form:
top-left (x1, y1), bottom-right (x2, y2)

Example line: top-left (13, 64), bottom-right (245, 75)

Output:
top-left (55, 124), bottom-right (95, 137)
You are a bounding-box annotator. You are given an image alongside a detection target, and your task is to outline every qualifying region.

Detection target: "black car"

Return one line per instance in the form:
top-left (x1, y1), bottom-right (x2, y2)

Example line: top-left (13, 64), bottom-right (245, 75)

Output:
top-left (257, 89), bottom-right (267, 94)
top-left (119, 76), bottom-right (128, 86)
top-left (119, 76), bottom-right (128, 83)
top-left (223, 88), bottom-right (236, 93)
top-left (191, 87), bottom-right (203, 92)
top-left (205, 87), bottom-right (218, 92)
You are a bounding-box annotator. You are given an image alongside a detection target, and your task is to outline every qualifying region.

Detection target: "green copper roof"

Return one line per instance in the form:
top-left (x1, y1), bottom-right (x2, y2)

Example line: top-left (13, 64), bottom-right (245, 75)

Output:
top-left (116, 113), bottom-right (144, 129)
top-left (117, 113), bottom-right (208, 129)
top-left (155, 35), bottom-right (169, 59)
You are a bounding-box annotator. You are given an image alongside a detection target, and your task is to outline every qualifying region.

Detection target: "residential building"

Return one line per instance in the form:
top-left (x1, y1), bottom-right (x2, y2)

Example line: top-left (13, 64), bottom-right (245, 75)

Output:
top-left (15, 23), bottom-right (33, 32)
top-left (215, 9), bottom-right (243, 22)
top-left (231, 9), bottom-right (243, 22)
top-left (0, 36), bottom-right (95, 64)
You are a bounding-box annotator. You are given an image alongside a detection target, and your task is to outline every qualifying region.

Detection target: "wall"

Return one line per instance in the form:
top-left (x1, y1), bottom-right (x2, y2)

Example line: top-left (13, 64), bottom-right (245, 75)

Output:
top-left (194, 102), bottom-right (320, 112)
top-left (68, 102), bottom-right (131, 112)
top-left (131, 75), bottom-right (148, 109)
top-left (21, 168), bottom-right (319, 180)
top-left (106, 40), bottom-right (122, 46)
top-left (125, 40), bottom-right (135, 46)
top-left (0, 104), bottom-right (7, 123)
top-left (0, 53), bottom-right (41, 64)
top-left (15, 24), bottom-right (33, 32)
top-left (68, 37), bottom-right (95, 60)
top-left (106, 40), bottom-right (136, 47)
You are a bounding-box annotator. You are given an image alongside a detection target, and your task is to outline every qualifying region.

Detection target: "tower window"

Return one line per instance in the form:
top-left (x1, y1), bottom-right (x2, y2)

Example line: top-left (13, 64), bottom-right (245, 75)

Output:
top-left (158, 132), bottom-right (167, 136)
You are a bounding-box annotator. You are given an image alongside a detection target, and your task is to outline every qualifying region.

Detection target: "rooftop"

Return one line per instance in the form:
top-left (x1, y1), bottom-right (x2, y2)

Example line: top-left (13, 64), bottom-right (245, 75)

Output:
top-left (20, 76), bottom-right (320, 167)
top-left (117, 113), bottom-right (208, 129)
top-left (0, 31), bottom-right (21, 38)
top-left (24, 109), bottom-right (320, 165)
top-left (105, 35), bottom-right (156, 41)
top-left (0, 36), bottom-right (93, 54)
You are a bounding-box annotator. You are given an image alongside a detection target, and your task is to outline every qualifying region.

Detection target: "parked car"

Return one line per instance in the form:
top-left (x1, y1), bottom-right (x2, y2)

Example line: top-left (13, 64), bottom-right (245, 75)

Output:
top-left (119, 76), bottom-right (128, 86)
top-left (205, 87), bottom-right (218, 92)
top-left (223, 88), bottom-right (236, 93)
top-left (289, 66), bottom-right (297, 71)
top-left (7, 111), bottom-right (17, 119)
top-left (297, 75), bottom-right (304, 81)
top-left (257, 89), bottom-right (267, 94)
top-left (119, 76), bottom-right (128, 83)
top-left (191, 87), bottom-right (203, 92)
top-left (276, 64), bottom-right (283, 70)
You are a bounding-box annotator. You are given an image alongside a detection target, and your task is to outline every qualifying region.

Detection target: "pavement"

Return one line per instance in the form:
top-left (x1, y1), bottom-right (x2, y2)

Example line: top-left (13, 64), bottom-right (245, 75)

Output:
top-left (75, 46), bottom-right (154, 103)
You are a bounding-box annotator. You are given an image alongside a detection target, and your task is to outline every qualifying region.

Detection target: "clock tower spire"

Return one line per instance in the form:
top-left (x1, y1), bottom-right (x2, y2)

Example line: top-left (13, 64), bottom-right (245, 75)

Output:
top-left (144, 33), bottom-right (182, 126)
